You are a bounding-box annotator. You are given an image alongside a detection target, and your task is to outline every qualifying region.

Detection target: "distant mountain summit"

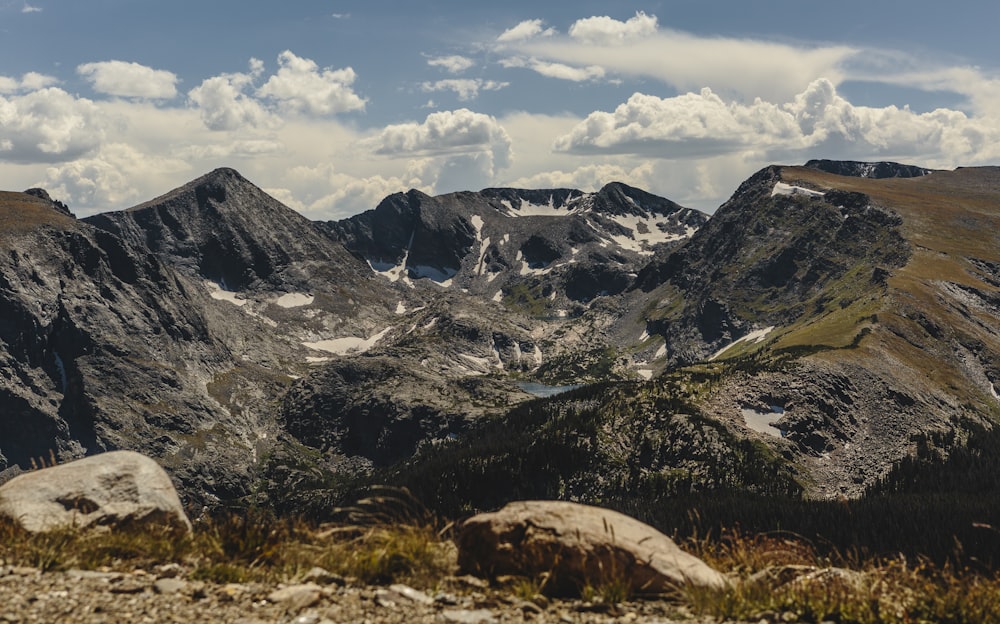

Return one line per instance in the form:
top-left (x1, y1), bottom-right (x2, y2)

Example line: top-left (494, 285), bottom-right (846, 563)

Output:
top-left (85, 167), bottom-right (371, 294)
top-left (804, 159), bottom-right (934, 179)
top-left (323, 181), bottom-right (707, 307)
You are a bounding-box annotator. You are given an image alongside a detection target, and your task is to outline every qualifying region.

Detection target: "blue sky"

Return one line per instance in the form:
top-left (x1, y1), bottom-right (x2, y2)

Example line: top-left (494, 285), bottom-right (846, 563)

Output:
top-left (1, 1), bottom-right (999, 217)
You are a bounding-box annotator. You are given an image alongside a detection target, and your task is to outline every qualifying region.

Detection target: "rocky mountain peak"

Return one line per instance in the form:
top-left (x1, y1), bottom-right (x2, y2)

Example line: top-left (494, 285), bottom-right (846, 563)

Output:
top-left (590, 181), bottom-right (687, 218)
top-left (85, 167), bottom-right (370, 293)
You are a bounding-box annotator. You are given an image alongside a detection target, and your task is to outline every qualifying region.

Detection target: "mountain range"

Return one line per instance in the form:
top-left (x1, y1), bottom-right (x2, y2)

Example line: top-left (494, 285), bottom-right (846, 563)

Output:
top-left (1, 159), bottom-right (997, 514)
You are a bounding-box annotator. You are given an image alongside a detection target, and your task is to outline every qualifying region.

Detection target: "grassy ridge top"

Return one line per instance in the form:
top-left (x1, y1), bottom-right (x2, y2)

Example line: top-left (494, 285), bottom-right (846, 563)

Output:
top-left (0, 191), bottom-right (78, 236)
top-left (769, 167), bottom-right (1000, 397)
top-left (782, 166), bottom-right (1000, 263)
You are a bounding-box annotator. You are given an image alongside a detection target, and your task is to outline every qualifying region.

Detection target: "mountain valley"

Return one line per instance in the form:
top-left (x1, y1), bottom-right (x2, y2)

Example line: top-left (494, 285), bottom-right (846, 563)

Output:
top-left (1, 160), bottom-right (999, 518)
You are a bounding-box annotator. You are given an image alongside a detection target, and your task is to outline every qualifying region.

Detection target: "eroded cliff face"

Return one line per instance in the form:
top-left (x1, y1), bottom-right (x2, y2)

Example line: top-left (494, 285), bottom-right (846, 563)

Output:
top-left (0, 189), bottom-right (257, 503)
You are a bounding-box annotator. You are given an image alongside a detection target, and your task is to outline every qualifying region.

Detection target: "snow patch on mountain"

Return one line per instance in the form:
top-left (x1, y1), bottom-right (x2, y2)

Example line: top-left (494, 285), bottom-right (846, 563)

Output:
top-left (303, 326), bottom-right (393, 355)
top-left (501, 195), bottom-right (580, 218)
top-left (772, 182), bottom-right (825, 198)
top-left (274, 293), bottom-right (314, 308)
top-left (206, 281), bottom-right (248, 307)
top-left (709, 326), bottom-right (776, 361)
top-left (606, 214), bottom-right (692, 253)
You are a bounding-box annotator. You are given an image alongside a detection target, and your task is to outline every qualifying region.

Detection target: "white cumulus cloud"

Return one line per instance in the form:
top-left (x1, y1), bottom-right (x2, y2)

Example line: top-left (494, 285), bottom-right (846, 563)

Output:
top-left (188, 72), bottom-right (275, 131)
top-left (369, 108), bottom-right (510, 163)
top-left (77, 61), bottom-right (178, 99)
top-left (553, 79), bottom-right (1000, 166)
top-left (427, 55), bottom-right (475, 74)
top-left (366, 109), bottom-right (513, 193)
top-left (421, 79), bottom-right (508, 101)
top-left (568, 11), bottom-right (658, 45)
top-left (500, 57), bottom-right (605, 82)
top-left (0, 72), bottom-right (59, 94)
top-left (507, 161), bottom-right (656, 194)
top-left (497, 19), bottom-right (555, 43)
top-left (39, 143), bottom-right (189, 210)
top-left (0, 88), bottom-right (108, 163)
top-left (256, 50), bottom-right (366, 116)
top-left (496, 14), bottom-right (854, 101)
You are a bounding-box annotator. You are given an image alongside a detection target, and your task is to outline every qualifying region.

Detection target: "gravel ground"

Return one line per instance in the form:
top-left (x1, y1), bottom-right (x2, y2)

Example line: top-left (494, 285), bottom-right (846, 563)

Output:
top-left (0, 564), bottom-right (724, 624)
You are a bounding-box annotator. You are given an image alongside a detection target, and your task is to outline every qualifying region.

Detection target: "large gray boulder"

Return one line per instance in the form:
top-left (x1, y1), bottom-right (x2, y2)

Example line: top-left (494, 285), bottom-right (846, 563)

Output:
top-left (456, 500), bottom-right (727, 595)
top-left (0, 450), bottom-right (191, 532)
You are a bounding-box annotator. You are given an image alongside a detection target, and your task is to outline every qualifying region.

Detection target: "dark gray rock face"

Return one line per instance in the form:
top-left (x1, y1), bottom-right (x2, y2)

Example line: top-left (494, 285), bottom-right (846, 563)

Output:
top-left (85, 168), bottom-right (373, 296)
top-left (0, 190), bottom-right (249, 504)
top-left (804, 159), bottom-right (934, 179)
top-left (326, 189), bottom-right (477, 281)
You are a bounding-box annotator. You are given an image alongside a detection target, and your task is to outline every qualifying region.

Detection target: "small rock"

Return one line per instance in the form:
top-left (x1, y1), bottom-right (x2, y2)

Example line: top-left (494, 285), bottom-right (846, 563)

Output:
top-left (440, 609), bottom-right (498, 624)
top-left (388, 583), bottom-right (434, 605)
top-left (374, 589), bottom-right (397, 608)
top-left (8, 567), bottom-right (38, 577)
top-left (155, 563), bottom-right (185, 578)
top-left (301, 567), bottom-right (345, 586)
top-left (268, 584), bottom-right (323, 611)
top-left (434, 591), bottom-right (461, 605)
top-left (153, 578), bottom-right (187, 595)
top-left (515, 599), bottom-right (543, 614)
top-left (66, 569), bottom-right (123, 582)
top-left (109, 580), bottom-right (146, 594)
top-left (450, 575), bottom-right (489, 589)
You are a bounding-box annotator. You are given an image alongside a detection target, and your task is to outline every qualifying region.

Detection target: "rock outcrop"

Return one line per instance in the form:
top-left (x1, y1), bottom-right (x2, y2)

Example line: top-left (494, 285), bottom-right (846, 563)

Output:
top-left (804, 159), bottom-right (934, 179)
top-left (456, 500), bottom-right (727, 595)
top-left (0, 450), bottom-right (191, 532)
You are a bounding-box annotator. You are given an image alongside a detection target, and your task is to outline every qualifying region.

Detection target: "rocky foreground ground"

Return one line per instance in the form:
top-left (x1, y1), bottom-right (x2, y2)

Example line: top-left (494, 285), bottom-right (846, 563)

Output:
top-left (0, 563), bottom-right (728, 624)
